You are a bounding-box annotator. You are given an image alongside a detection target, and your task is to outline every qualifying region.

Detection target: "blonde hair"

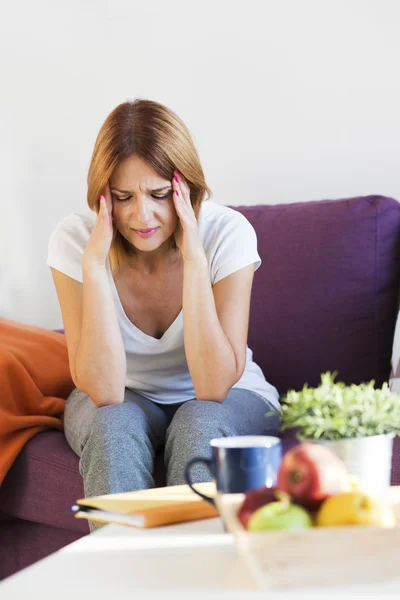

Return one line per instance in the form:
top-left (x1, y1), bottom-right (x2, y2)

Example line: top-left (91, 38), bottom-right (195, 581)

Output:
top-left (87, 99), bottom-right (211, 274)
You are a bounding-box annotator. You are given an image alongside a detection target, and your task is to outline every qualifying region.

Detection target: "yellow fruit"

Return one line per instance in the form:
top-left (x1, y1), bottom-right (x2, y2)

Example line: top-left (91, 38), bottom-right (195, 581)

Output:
top-left (316, 492), bottom-right (395, 528)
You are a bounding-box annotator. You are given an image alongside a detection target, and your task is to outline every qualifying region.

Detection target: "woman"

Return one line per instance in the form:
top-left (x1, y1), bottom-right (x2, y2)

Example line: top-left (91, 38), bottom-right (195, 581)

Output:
top-left (47, 99), bottom-right (280, 510)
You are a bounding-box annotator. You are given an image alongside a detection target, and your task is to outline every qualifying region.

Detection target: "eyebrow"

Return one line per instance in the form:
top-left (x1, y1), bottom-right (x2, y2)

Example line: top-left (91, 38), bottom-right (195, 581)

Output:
top-left (110, 185), bottom-right (172, 194)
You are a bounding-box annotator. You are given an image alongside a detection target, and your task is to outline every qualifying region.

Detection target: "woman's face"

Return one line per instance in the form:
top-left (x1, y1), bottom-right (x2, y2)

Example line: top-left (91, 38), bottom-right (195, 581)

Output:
top-left (109, 155), bottom-right (178, 258)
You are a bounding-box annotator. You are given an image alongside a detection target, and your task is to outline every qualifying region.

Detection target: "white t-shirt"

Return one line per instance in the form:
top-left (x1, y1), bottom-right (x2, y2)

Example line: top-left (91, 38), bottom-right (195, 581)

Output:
top-left (390, 310), bottom-right (400, 394)
top-left (46, 200), bottom-right (280, 410)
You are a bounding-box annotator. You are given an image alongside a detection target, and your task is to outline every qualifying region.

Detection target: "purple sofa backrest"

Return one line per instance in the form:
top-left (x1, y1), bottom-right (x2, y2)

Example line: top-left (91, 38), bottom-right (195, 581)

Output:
top-left (234, 196), bottom-right (400, 396)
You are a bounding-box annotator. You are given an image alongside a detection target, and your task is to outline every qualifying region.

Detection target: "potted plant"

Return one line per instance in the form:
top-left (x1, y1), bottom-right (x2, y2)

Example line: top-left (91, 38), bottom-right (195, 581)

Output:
top-left (279, 372), bottom-right (400, 493)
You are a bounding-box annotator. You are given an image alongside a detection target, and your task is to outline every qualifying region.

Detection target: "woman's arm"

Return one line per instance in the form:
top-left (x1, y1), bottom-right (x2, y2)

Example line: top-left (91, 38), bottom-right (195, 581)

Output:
top-left (51, 189), bottom-right (126, 407)
top-left (76, 262), bottom-right (126, 406)
top-left (183, 255), bottom-right (254, 402)
top-left (76, 189), bottom-right (126, 407)
top-left (171, 170), bottom-right (254, 402)
top-left (51, 262), bottom-right (126, 408)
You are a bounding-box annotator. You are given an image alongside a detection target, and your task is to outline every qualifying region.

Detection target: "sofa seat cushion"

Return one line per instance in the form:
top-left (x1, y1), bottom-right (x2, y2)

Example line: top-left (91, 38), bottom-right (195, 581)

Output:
top-left (0, 431), bottom-right (89, 534)
top-left (0, 430), bottom-right (168, 533)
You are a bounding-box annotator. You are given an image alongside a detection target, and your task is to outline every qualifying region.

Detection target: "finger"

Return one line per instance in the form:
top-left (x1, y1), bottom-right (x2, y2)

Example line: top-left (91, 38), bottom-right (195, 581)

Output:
top-left (172, 188), bottom-right (183, 215)
top-left (173, 189), bottom-right (194, 228)
top-left (98, 195), bottom-right (107, 217)
top-left (172, 175), bottom-right (181, 200)
top-left (173, 170), bottom-right (190, 205)
top-left (174, 169), bottom-right (189, 192)
top-left (103, 182), bottom-right (113, 215)
top-left (99, 195), bottom-right (111, 219)
top-left (99, 195), bottom-right (114, 235)
top-left (172, 179), bottom-right (195, 224)
top-left (172, 175), bottom-right (185, 204)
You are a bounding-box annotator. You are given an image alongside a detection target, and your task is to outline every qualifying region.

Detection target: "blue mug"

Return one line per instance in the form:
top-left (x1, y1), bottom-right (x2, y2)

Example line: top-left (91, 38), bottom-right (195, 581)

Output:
top-left (184, 435), bottom-right (282, 506)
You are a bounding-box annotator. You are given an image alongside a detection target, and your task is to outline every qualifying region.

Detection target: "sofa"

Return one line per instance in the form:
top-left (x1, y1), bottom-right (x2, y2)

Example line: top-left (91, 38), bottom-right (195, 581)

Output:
top-left (2, 194), bottom-right (400, 581)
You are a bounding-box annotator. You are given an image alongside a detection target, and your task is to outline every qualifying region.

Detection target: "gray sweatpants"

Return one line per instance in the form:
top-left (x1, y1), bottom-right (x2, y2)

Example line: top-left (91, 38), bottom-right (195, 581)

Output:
top-left (64, 387), bottom-right (280, 529)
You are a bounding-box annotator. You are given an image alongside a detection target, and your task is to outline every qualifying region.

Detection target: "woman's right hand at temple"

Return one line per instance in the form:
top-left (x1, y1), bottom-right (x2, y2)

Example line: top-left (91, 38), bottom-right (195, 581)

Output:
top-left (83, 182), bottom-right (115, 268)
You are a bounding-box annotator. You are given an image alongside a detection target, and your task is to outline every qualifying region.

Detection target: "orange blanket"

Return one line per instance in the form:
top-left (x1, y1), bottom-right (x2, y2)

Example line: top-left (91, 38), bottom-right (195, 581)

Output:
top-left (0, 318), bottom-right (74, 484)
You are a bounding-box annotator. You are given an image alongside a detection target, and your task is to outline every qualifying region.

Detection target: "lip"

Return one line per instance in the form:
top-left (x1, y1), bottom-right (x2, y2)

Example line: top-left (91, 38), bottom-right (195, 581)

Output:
top-left (132, 227), bottom-right (160, 238)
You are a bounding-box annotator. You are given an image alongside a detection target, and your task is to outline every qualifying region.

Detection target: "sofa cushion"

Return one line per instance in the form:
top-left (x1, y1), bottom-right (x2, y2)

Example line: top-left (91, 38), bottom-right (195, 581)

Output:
top-left (0, 431), bottom-right (88, 534)
top-left (0, 429), bottom-right (168, 533)
top-left (235, 196), bottom-right (400, 396)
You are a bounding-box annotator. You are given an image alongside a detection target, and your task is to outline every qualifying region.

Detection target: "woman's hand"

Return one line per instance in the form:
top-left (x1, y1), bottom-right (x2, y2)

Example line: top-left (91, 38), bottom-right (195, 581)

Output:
top-left (172, 170), bottom-right (205, 263)
top-left (83, 181), bottom-right (115, 269)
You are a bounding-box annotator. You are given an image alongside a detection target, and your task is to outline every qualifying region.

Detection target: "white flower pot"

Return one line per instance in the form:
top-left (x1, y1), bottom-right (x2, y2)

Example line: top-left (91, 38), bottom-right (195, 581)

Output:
top-left (313, 432), bottom-right (395, 495)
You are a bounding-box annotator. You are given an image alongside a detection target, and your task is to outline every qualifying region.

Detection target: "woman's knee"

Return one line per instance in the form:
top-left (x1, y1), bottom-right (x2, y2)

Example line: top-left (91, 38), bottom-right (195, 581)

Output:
top-left (166, 399), bottom-right (230, 443)
top-left (91, 403), bottom-right (126, 433)
top-left (89, 402), bottom-right (143, 445)
top-left (85, 399), bottom-right (168, 458)
top-left (166, 390), bottom-right (281, 444)
top-left (64, 389), bottom-right (97, 456)
top-left (65, 393), bottom-right (133, 456)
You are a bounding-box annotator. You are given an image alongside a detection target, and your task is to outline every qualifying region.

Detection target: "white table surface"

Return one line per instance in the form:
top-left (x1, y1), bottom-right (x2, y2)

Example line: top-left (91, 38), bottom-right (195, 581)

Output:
top-left (2, 515), bottom-right (400, 599)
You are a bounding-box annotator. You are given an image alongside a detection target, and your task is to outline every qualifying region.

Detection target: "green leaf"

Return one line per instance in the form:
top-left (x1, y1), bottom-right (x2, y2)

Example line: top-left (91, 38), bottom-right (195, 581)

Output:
top-left (276, 372), bottom-right (400, 441)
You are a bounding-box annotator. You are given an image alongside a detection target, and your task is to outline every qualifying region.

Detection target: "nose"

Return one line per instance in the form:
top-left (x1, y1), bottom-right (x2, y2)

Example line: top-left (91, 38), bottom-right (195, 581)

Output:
top-left (133, 195), bottom-right (152, 225)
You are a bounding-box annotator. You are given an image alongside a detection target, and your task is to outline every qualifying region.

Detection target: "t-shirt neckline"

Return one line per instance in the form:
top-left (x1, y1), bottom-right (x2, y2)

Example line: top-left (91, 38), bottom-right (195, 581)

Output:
top-left (106, 260), bottom-right (183, 345)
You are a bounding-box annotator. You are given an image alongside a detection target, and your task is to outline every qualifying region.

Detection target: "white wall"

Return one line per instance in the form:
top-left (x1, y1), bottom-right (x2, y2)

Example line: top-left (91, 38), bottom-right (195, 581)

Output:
top-left (1, 0), bottom-right (399, 329)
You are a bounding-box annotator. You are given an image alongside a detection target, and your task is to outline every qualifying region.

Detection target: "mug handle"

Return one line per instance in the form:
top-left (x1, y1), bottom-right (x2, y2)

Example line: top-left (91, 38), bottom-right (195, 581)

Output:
top-left (184, 457), bottom-right (216, 507)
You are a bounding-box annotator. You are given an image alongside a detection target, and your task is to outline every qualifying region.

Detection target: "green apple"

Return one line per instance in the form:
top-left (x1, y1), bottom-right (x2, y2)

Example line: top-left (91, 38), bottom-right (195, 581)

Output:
top-left (247, 496), bottom-right (313, 531)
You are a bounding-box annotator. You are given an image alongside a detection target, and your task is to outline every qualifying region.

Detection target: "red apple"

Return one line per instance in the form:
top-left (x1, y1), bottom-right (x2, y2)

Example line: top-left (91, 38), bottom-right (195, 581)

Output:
top-left (238, 487), bottom-right (281, 529)
top-left (277, 443), bottom-right (349, 509)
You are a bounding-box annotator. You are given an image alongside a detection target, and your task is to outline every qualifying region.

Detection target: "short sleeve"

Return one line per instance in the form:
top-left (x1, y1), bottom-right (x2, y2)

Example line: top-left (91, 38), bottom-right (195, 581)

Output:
top-left (210, 210), bottom-right (262, 286)
top-left (46, 213), bottom-right (92, 283)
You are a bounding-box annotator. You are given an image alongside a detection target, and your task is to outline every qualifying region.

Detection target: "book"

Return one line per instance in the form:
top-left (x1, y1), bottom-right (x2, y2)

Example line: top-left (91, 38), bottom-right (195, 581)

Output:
top-left (71, 482), bottom-right (219, 528)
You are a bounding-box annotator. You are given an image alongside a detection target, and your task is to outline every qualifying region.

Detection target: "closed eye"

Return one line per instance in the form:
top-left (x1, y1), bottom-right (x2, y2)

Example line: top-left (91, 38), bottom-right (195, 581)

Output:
top-left (152, 192), bottom-right (170, 200)
top-left (112, 193), bottom-right (170, 202)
